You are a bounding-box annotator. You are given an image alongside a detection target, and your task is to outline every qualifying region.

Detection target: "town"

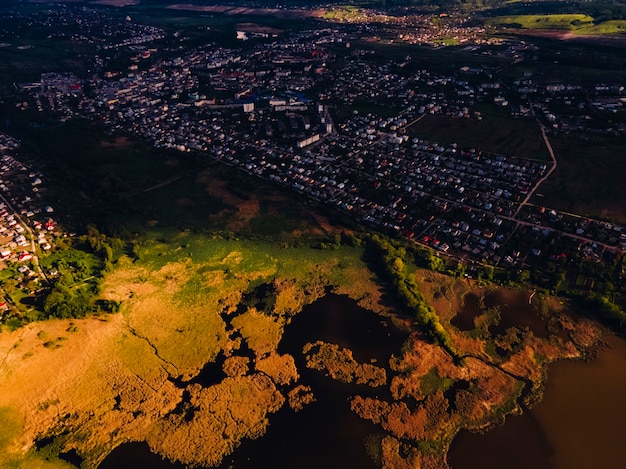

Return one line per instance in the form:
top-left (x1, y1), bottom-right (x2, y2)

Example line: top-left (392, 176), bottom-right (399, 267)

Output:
top-left (0, 1), bottom-right (625, 320)
top-left (0, 133), bottom-right (61, 319)
top-left (1, 3), bottom-right (626, 469)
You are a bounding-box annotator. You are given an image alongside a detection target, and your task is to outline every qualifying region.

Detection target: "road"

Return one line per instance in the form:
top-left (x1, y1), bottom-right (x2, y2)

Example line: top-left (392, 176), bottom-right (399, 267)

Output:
top-left (0, 193), bottom-right (48, 285)
top-left (514, 122), bottom-right (558, 218)
top-left (401, 113), bottom-right (427, 131)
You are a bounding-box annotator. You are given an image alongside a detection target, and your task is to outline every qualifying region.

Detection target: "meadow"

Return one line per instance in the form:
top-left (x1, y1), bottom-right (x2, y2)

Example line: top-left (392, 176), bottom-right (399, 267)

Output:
top-left (532, 136), bottom-right (626, 223)
top-left (408, 108), bottom-right (551, 161)
top-left (487, 13), bottom-right (626, 36)
top-left (486, 14), bottom-right (595, 31)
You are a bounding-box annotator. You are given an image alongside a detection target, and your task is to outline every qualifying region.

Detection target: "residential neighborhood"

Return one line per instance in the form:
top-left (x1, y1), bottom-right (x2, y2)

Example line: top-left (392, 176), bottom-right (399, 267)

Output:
top-left (2, 2), bottom-right (625, 299)
top-left (0, 133), bottom-right (63, 317)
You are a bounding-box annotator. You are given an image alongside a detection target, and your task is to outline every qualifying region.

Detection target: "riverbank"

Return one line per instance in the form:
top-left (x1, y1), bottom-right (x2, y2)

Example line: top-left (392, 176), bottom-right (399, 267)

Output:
top-left (0, 239), bottom-right (606, 468)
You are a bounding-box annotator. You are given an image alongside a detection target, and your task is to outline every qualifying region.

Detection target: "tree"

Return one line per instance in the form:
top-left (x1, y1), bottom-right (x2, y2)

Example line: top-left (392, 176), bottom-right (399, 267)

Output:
top-left (428, 254), bottom-right (445, 272)
top-left (392, 257), bottom-right (405, 274)
top-left (517, 269), bottom-right (531, 284)
top-left (480, 265), bottom-right (494, 281)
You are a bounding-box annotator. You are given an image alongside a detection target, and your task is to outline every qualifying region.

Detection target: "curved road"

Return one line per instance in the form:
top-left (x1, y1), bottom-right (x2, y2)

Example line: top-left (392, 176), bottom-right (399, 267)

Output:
top-left (513, 123), bottom-right (557, 218)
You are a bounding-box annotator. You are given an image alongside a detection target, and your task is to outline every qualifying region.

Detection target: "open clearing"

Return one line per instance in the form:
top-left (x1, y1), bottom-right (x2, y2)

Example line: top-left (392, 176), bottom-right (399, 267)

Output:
top-left (532, 137), bottom-right (626, 223)
top-left (0, 233), bottom-right (387, 467)
top-left (0, 234), bottom-right (602, 468)
top-left (409, 111), bottom-right (550, 160)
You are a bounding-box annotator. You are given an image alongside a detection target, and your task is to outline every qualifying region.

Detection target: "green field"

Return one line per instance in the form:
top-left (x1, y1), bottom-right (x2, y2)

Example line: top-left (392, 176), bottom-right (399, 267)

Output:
top-left (487, 14), bottom-right (626, 35)
top-left (533, 136), bottom-right (626, 223)
top-left (350, 41), bottom-right (511, 74)
top-left (577, 19), bottom-right (626, 35)
top-left (487, 14), bottom-right (594, 30)
top-left (408, 108), bottom-right (550, 160)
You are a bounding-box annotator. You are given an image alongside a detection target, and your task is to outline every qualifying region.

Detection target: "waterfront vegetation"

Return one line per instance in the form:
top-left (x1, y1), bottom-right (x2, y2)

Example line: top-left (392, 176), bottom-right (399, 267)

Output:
top-left (0, 217), bottom-right (596, 467)
top-left (0, 131), bottom-right (615, 468)
top-left (365, 234), bottom-right (459, 358)
top-left (0, 11), bottom-right (624, 466)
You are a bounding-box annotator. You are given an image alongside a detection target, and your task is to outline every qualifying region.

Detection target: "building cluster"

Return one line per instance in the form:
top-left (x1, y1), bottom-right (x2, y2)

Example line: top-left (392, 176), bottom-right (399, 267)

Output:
top-left (2, 4), bottom-right (165, 49)
top-left (324, 9), bottom-right (487, 46)
top-left (504, 78), bottom-right (625, 136)
top-left (0, 134), bottom-right (63, 312)
top-left (10, 9), bottom-right (626, 275)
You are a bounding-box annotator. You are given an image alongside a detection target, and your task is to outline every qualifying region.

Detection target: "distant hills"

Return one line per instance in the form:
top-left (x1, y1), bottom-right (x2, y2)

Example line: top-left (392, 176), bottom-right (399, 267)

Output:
top-left (1, 0), bottom-right (625, 19)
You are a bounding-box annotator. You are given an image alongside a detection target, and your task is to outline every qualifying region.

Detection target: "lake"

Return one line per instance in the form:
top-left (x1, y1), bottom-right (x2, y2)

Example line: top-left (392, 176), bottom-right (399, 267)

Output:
top-left (448, 334), bottom-right (626, 469)
top-left (100, 294), bottom-right (408, 469)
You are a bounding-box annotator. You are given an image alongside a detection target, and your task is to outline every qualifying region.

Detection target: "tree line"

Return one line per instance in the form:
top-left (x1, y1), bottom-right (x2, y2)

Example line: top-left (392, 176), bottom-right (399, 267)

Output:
top-left (365, 233), bottom-right (459, 360)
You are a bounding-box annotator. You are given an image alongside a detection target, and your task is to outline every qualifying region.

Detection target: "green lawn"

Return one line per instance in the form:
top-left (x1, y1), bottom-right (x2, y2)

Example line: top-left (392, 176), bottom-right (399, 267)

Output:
top-left (487, 14), bottom-right (594, 30)
top-left (487, 14), bottom-right (626, 35)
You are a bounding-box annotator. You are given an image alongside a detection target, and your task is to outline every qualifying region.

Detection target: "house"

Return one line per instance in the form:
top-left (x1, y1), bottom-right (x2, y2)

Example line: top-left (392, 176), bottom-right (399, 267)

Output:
top-left (18, 252), bottom-right (32, 262)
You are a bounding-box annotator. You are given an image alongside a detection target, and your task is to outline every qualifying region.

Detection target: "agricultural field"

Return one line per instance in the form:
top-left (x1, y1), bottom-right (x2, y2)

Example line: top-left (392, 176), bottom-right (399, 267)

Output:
top-left (0, 39), bottom-right (91, 89)
top-left (577, 19), bottom-right (626, 35)
top-left (532, 136), bottom-right (626, 223)
top-left (408, 109), bottom-right (550, 160)
top-left (486, 14), bottom-right (595, 31)
top-left (355, 41), bottom-right (511, 74)
top-left (486, 13), bottom-right (626, 36)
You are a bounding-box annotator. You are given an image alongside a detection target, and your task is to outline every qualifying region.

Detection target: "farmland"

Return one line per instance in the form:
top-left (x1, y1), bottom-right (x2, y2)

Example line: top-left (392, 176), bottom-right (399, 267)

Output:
top-left (532, 136), bottom-right (626, 223)
top-left (486, 14), bottom-right (595, 31)
top-left (408, 109), bottom-right (551, 161)
top-left (486, 14), bottom-right (626, 36)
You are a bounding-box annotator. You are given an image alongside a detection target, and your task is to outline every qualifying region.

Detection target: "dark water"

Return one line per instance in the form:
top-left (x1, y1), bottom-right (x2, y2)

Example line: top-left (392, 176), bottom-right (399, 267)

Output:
top-left (451, 289), bottom-right (548, 339)
top-left (450, 292), bottom-right (482, 331)
top-left (99, 442), bottom-right (186, 469)
top-left (278, 293), bottom-right (407, 364)
top-left (448, 334), bottom-right (626, 469)
top-left (486, 290), bottom-right (548, 339)
top-left (218, 294), bottom-right (409, 469)
top-left (99, 294), bottom-right (408, 469)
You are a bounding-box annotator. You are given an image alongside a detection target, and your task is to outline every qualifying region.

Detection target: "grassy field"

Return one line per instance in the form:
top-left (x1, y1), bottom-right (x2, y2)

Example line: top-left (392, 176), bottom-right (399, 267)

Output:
top-left (578, 19), bottom-right (626, 35)
top-left (532, 136), bottom-right (626, 223)
top-left (408, 108), bottom-right (550, 160)
top-left (352, 41), bottom-right (511, 74)
top-left (0, 227), bottom-right (388, 467)
top-left (487, 14), bottom-right (595, 31)
top-left (0, 39), bottom-right (91, 88)
top-left (323, 5), bottom-right (361, 20)
top-left (487, 14), bottom-right (626, 36)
